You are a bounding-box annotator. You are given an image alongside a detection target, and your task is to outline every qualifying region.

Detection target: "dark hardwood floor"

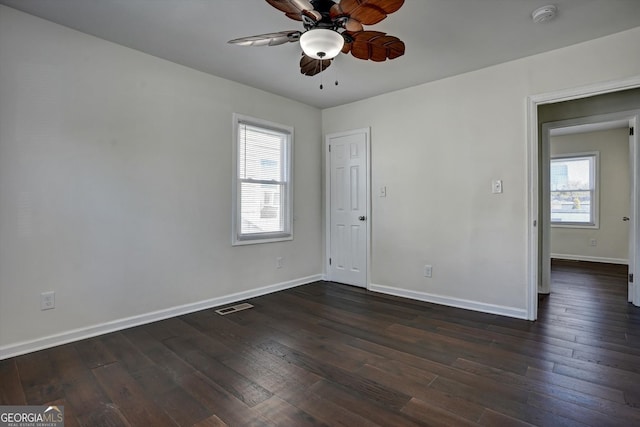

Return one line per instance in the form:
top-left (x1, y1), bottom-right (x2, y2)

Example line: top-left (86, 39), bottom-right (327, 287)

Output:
top-left (2, 260), bottom-right (640, 426)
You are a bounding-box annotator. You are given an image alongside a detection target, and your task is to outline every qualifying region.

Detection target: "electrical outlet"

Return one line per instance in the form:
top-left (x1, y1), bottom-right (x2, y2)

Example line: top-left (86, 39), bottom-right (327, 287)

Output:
top-left (590, 239), bottom-right (597, 247)
top-left (276, 257), bottom-right (283, 269)
top-left (424, 265), bottom-right (432, 278)
top-left (492, 180), bottom-right (503, 194)
top-left (41, 291), bottom-right (55, 310)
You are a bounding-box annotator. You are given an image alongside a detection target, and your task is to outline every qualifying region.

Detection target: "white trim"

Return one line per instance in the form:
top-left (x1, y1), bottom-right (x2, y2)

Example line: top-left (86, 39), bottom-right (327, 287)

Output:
top-left (551, 254), bottom-right (628, 265)
top-left (527, 76), bottom-right (640, 320)
top-left (0, 274), bottom-right (322, 360)
top-left (369, 283), bottom-right (528, 320)
top-left (324, 128), bottom-right (371, 289)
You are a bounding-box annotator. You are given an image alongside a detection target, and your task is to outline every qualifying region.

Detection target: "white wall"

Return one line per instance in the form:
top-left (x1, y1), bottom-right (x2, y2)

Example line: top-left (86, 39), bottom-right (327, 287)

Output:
top-left (0, 6), bottom-right (323, 355)
top-left (550, 128), bottom-right (630, 264)
top-left (322, 26), bottom-right (640, 317)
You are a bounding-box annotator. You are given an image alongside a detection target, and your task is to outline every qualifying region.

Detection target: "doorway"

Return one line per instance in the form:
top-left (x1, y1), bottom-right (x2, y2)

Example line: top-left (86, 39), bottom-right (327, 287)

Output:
top-left (541, 117), bottom-right (633, 303)
top-left (324, 128), bottom-right (371, 288)
top-left (527, 79), bottom-right (640, 320)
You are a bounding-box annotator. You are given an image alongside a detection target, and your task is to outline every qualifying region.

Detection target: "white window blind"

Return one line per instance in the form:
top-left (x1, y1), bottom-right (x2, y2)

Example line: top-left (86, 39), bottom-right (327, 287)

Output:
top-left (550, 153), bottom-right (598, 227)
top-left (233, 115), bottom-right (293, 244)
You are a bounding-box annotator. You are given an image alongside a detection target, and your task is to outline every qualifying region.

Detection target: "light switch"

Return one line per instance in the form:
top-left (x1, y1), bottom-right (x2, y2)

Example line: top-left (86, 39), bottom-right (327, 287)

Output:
top-left (380, 186), bottom-right (387, 197)
top-left (492, 180), bottom-right (503, 194)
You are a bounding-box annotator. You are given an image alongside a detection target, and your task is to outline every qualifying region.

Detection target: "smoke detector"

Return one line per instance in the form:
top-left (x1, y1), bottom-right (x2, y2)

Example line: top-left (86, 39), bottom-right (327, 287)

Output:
top-left (532, 5), bottom-right (558, 23)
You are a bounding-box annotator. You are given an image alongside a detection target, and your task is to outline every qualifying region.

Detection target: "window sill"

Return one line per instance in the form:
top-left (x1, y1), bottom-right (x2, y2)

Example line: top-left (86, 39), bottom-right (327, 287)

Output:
top-left (551, 223), bottom-right (599, 230)
top-left (232, 235), bottom-right (293, 246)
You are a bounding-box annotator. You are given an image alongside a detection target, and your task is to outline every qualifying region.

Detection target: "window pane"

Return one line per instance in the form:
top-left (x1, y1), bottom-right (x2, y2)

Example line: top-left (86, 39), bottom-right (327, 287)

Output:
top-left (550, 158), bottom-right (592, 191)
top-left (551, 190), bottom-right (592, 223)
top-left (240, 182), bottom-right (285, 234)
top-left (239, 124), bottom-right (283, 181)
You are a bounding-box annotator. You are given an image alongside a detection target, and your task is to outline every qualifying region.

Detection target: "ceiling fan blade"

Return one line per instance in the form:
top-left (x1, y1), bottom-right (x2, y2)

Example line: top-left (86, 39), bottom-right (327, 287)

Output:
top-left (266, 0), bottom-right (315, 21)
top-left (300, 54), bottom-right (332, 76)
top-left (345, 18), bottom-right (364, 32)
top-left (228, 31), bottom-right (302, 47)
top-left (347, 31), bottom-right (405, 61)
top-left (338, 0), bottom-right (404, 25)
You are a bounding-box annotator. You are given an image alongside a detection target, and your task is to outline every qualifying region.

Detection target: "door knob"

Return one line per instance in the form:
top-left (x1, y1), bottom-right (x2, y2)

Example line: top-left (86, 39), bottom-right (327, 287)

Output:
top-left (359, 216), bottom-right (366, 221)
top-left (623, 216), bottom-right (630, 221)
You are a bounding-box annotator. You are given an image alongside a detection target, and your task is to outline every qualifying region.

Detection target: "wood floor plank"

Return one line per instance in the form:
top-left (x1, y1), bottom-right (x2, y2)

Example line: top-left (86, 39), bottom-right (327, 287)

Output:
top-left (218, 351), bottom-right (314, 397)
top-left (91, 362), bottom-right (177, 427)
top-left (524, 366), bottom-right (626, 404)
top-left (47, 343), bottom-right (92, 382)
top-left (355, 363), bottom-right (486, 422)
top-left (15, 349), bottom-right (65, 404)
top-left (257, 339), bottom-right (412, 411)
top-left (192, 414), bottom-right (228, 427)
top-left (120, 328), bottom-right (195, 380)
top-left (163, 336), bottom-right (273, 408)
top-left (76, 402), bottom-right (131, 427)
top-left (253, 395), bottom-right (327, 427)
top-left (310, 380), bottom-right (425, 427)
top-left (74, 337), bottom-right (118, 369)
top-left (0, 359), bottom-right (26, 405)
top-left (281, 387), bottom-right (380, 427)
top-left (452, 358), bottom-right (640, 422)
top-left (62, 371), bottom-right (112, 418)
top-left (99, 333), bottom-right (154, 374)
top-left (150, 385), bottom-right (211, 426)
top-left (477, 408), bottom-right (537, 426)
top-left (400, 397), bottom-right (481, 427)
top-left (526, 391), bottom-right (630, 427)
top-left (386, 323), bottom-right (553, 375)
top-left (175, 372), bottom-right (272, 426)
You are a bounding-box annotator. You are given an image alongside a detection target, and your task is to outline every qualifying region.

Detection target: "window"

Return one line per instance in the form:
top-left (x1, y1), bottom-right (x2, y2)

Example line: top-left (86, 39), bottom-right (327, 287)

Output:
top-left (550, 152), bottom-right (599, 228)
top-left (232, 114), bottom-right (293, 245)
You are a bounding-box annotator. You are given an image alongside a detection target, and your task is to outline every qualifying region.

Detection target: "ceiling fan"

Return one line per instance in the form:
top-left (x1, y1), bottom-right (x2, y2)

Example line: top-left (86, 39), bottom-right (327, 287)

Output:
top-left (228, 0), bottom-right (405, 77)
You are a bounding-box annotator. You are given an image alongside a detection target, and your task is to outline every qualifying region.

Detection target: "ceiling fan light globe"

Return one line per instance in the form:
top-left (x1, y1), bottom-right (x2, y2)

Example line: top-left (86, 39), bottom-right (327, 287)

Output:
top-left (300, 29), bottom-right (344, 60)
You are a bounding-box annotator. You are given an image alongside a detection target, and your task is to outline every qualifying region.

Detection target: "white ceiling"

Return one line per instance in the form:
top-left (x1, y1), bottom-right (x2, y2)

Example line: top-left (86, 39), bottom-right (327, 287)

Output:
top-left (2, 0), bottom-right (639, 109)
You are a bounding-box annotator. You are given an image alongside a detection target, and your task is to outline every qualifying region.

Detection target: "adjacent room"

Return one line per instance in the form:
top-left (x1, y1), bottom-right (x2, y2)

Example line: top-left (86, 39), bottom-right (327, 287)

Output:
top-left (1, 1), bottom-right (640, 425)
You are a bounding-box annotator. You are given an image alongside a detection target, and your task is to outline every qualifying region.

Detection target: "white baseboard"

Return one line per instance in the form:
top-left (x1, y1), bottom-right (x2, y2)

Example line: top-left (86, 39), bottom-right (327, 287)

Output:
top-left (550, 253), bottom-right (628, 265)
top-left (368, 283), bottom-right (529, 320)
top-left (0, 274), bottom-right (322, 360)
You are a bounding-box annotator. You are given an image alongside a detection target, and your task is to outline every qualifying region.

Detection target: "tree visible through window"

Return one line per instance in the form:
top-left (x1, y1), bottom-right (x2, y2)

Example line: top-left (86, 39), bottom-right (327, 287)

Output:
top-left (550, 153), bottom-right (598, 227)
top-left (233, 115), bottom-right (293, 244)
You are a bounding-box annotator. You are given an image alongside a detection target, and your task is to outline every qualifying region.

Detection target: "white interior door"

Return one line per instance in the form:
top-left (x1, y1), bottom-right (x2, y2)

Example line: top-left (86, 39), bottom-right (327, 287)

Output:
top-left (326, 129), bottom-right (369, 287)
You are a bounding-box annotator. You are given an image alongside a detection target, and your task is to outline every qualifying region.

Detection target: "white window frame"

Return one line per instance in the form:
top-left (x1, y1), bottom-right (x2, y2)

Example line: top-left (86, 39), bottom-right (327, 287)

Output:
top-left (550, 151), bottom-right (599, 229)
top-left (232, 113), bottom-right (293, 245)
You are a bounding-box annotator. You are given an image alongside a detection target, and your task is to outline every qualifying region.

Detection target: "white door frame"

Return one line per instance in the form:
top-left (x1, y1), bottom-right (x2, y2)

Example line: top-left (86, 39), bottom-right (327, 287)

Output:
top-left (540, 111), bottom-right (639, 296)
top-left (324, 128), bottom-right (371, 288)
top-left (527, 76), bottom-right (640, 320)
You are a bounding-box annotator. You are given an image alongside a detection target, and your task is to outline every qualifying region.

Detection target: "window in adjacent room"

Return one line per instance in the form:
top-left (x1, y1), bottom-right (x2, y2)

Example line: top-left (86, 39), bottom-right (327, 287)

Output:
top-left (550, 152), bottom-right (599, 228)
top-left (232, 114), bottom-right (293, 245)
